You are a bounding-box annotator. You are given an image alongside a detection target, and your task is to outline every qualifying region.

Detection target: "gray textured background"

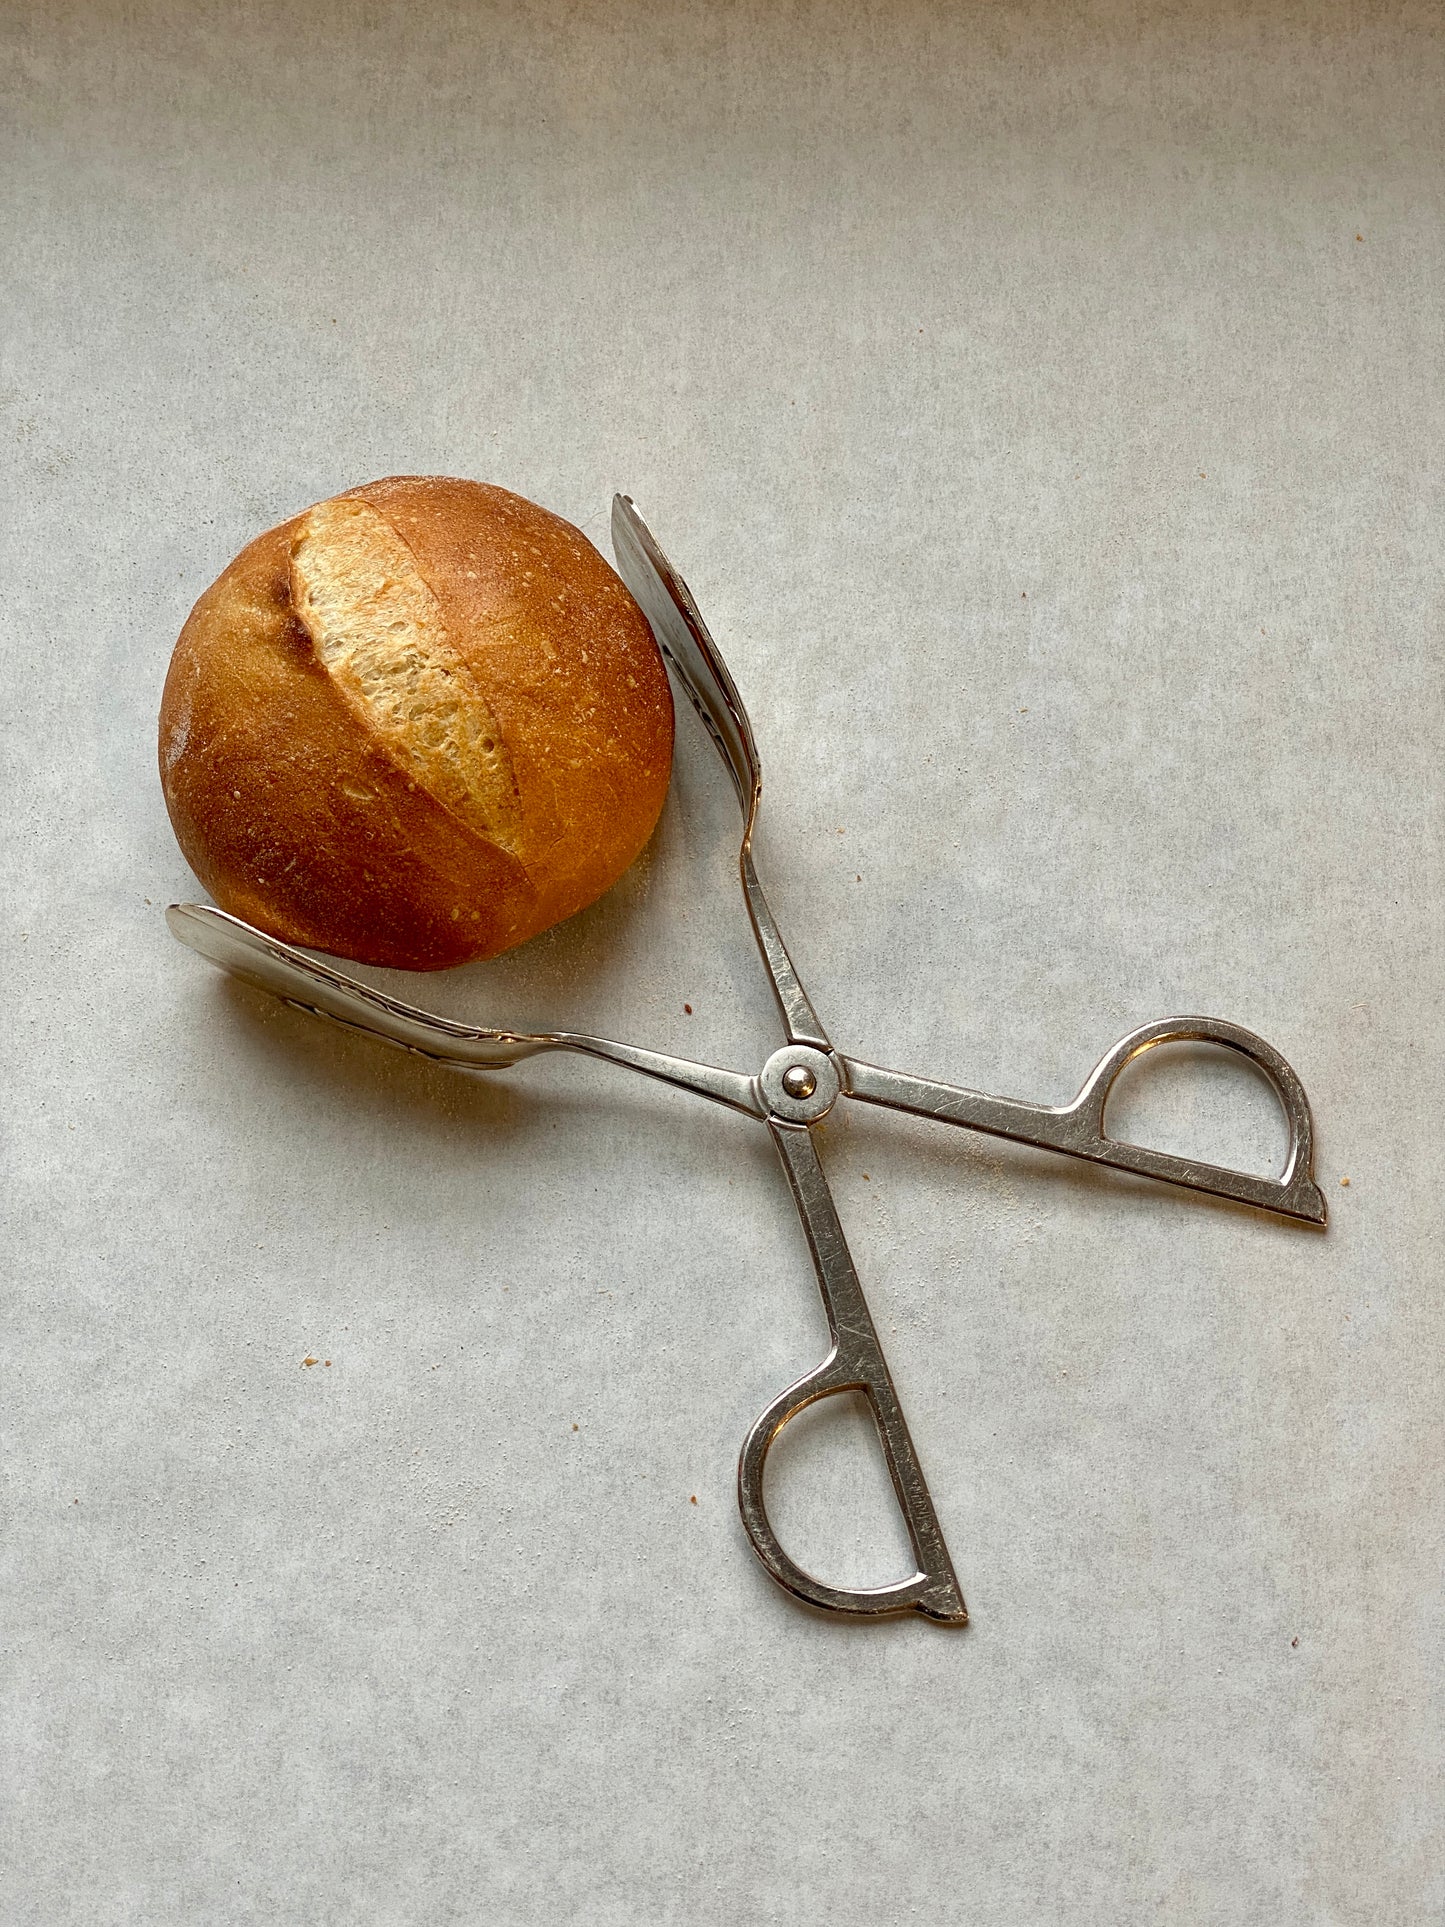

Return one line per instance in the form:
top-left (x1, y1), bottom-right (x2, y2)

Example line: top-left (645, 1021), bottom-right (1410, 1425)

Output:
top-left (3, 3), bottom-right (1442, 1922)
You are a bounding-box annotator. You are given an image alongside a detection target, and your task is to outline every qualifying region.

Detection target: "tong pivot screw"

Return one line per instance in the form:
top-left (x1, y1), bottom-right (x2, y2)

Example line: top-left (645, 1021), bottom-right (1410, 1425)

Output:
top-left (758, 1045), bottom-right (840, 1122)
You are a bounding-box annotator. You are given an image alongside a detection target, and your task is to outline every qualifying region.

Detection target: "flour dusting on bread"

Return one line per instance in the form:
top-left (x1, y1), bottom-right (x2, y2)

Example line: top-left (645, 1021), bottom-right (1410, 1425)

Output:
top-left (290, 498), bottom-right (521, 852)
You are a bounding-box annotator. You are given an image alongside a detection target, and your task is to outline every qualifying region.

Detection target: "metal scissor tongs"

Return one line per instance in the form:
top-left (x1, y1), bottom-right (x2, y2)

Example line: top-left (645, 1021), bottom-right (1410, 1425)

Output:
top-left (169, 495), bottom-right (1327, 1625)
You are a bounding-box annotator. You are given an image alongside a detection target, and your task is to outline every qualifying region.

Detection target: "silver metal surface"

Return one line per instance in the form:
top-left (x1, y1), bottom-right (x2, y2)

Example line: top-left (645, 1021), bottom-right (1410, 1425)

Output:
top-left (166, 903), bottom-right (767, 1120)
top-left (611, 495), bottom-right (830, 1053)
top-left (740, 1122), bottom-right (967, 1623)
top-left (843, 1017), bottom-right (1326, 1224)
top-left (168, 495), bottom-right (1328, 1626)
top-left (756, 1045), bottom-right (839, 1125)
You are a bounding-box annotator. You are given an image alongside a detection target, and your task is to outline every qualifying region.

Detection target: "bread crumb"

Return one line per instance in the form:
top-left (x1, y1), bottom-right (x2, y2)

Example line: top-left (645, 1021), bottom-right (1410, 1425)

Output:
top-left (302, 1357), bottom-right (317, 1367)
top-left (1340, 1177), bottom-right (1350, 1187)
top-left (572, 1423), bottom-right (579, 1432)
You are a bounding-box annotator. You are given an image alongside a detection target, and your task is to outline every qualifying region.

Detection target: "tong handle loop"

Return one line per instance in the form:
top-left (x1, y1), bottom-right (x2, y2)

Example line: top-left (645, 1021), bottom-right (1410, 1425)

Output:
top-left (1068, 1015), bottom-right (1325, 1221)
top-left (738, 1357), bottom-right (966, 1624)
top-left (739, 1123), bottom-right (967, 1623)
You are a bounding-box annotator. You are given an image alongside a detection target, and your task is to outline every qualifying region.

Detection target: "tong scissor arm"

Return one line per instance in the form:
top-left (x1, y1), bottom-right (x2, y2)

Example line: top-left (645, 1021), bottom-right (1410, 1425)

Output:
top-left (611, 497), bottom-right (829, 1055)
top-left (611, 493), bottom-right (1329, 1624)
top-left (613, 496), bottom-right (975, 1617)
top-left (842, 1016), bottom-right (1327, 1226)
top-left (739, 1120), bottom-right (967, 1622)
top-left (165, 904), bottom-right (769, 1123)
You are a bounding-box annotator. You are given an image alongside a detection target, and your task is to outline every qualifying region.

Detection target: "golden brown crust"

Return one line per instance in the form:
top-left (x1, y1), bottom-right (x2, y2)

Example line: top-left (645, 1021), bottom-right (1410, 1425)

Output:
top-left (158, 478), bottom-right (674, 969)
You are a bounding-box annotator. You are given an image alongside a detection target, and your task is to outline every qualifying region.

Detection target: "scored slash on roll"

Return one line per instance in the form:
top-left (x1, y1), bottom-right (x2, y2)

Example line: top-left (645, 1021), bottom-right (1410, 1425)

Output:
top-left (168, 493), bottom-right (1327, 1626)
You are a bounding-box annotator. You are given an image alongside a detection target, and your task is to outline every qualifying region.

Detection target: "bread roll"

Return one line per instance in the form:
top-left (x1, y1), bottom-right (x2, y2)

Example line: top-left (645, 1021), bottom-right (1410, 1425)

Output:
top-left (159, 477), bottom-right (674, 969)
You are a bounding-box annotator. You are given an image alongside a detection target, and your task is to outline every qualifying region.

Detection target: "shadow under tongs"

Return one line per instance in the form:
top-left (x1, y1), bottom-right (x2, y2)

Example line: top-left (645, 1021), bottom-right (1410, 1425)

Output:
top-left (211, 969), bottom-right (518, 1129)
top-left (206, 965), bottom-right (754, 1185)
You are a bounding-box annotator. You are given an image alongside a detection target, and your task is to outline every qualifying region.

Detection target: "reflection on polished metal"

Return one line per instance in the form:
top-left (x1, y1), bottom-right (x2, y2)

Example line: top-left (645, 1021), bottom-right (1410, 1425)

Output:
top-left (168, 493), bottom-right (1328, 1628)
